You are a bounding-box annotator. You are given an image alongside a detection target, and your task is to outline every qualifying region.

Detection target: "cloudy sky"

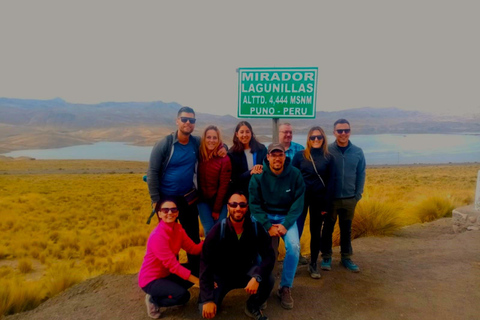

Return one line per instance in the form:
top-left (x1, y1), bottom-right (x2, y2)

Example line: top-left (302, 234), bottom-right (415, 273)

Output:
top-left (1, 0), bottom-right (479, 116)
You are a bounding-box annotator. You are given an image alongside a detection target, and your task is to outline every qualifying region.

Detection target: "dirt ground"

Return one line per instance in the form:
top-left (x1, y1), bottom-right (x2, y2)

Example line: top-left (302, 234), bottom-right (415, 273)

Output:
top-left (6, 218), bottom-right (480, 320)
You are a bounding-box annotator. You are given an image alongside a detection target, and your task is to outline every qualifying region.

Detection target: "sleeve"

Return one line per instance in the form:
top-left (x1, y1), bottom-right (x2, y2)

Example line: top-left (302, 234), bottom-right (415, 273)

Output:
top-left (248, 175), bottom-right (272, 231)
top-left (199, 228), bottom-right (220, 303)
top-left (181, 228), bottom-right (204, 256)
top-left (291, 151), bottom-right (302, 169)
top-left (248, 222), bottom-right (275, 280)
top-left (282, 171), bottom-right (306, 230)
top-left (150, 228), bottom-right (192, 280)
top-left (147, 138), bottom-right (167, 203)
top-left (326, 155), bottom-right (336, 212)
top-left (213, 157), bottom-right (232, 213)
top-left (355, 149), bottom-right (366, 201)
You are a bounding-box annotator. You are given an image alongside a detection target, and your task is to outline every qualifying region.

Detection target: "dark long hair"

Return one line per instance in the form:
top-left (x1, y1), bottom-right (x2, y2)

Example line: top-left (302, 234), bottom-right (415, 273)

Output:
top-left (230, 121), bottom-right (263, 153)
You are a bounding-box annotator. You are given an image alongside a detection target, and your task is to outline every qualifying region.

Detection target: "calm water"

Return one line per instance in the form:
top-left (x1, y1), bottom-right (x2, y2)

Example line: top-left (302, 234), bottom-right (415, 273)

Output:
top-left (2, 134), bottom-right (480, 165)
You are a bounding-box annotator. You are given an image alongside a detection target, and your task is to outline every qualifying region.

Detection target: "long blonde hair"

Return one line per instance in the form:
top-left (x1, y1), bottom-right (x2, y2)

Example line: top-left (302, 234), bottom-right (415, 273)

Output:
top-left (200, 125), bottom-right (223, 162)
top-left (303, 126), bottom-right (329, 160)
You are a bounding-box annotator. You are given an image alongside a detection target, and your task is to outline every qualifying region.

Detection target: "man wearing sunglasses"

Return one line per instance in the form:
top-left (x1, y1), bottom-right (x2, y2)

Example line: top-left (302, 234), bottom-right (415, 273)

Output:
top-left (249, 143), bottom-right (305, 310)
top-left (147, 106), bottom-right (204, 273)
top-left (322, 118), bottom-right (366, 273)
top-left (199, 192), bottom-right (275, 320)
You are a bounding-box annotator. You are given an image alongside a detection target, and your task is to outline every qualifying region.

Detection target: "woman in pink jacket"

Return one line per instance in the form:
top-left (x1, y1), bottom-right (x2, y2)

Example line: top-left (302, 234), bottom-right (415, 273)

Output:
top-left (197, 125), bottom-right (232, 236)
top-left (139, 198), bottom-right (203, 319)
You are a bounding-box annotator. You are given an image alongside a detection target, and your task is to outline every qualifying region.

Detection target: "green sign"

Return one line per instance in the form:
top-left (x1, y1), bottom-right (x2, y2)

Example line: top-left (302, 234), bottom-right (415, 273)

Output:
top-left (237, 67), bottom-right (318, 118)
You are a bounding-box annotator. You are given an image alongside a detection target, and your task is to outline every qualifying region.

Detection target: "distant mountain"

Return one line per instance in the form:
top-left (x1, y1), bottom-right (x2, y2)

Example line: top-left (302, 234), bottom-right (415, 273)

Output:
top-left (1, 98), bottom-right (479, 153)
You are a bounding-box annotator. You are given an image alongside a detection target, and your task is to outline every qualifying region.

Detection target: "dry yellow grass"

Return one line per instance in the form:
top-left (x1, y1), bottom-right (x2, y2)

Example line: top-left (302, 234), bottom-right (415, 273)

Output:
top-left (1, 160), bottom-right (479, 316)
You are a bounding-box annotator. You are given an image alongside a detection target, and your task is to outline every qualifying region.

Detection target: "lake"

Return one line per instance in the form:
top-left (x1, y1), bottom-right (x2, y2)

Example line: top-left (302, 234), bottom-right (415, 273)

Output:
top-left (2, 134), bottom-right (480, 165)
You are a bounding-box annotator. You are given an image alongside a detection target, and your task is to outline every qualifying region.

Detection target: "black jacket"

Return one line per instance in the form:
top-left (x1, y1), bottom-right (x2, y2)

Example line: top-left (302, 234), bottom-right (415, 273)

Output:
top-left (199, 216), bottom-right (275, 303)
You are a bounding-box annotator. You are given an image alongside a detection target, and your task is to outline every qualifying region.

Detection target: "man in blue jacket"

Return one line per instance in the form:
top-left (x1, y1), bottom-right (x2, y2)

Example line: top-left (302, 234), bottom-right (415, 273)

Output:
top-left (249, 143), bottom-right (305, 310)
top-left (323, 119), bottom-right (366, 273)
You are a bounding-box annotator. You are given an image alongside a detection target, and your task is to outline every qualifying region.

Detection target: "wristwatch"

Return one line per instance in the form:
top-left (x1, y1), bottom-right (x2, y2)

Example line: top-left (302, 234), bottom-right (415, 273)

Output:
top-left (254, 275), bottom-right (262, 283)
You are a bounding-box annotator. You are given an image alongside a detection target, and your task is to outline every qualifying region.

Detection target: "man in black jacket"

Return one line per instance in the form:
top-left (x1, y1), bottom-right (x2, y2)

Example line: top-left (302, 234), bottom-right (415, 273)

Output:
top-left (199, 192), bottom-right (275, 320)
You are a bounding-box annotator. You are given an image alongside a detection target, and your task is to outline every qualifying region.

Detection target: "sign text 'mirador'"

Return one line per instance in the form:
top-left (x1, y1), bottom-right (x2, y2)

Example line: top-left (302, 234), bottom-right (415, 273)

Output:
top-left (241, 71), bottom-right (315, 82)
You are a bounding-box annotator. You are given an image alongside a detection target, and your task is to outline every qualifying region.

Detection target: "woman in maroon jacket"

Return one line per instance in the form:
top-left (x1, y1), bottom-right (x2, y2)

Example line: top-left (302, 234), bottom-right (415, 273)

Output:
top-left (197, 125), bottom-right (232, 236)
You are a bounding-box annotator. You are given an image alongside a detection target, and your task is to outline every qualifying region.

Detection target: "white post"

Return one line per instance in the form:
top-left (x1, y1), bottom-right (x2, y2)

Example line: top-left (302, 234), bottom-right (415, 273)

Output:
top-left (476, 170), bottom-right (480, 211)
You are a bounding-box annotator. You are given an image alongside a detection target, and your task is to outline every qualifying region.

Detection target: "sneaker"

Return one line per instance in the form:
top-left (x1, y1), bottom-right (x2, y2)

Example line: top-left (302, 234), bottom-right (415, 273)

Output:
top-left (308, 263), bottom-right (321, 279)
top-left (320, 258), bottom-right (332, 271)
top-left (277, 286), bottom-right (294, 309)
top-left (341, 259), bottom-right (360, 273)
top-left (245, 304), bottom-right (269, 320)
top-left (145, 294), bottom-right (161, 319)
top-left (298, 255), bottom-right (309, 265)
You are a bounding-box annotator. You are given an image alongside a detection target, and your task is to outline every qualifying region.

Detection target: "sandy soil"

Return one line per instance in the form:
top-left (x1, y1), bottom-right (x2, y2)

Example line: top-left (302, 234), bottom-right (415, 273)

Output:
top-left (6, 218), bottom-right (480, 320)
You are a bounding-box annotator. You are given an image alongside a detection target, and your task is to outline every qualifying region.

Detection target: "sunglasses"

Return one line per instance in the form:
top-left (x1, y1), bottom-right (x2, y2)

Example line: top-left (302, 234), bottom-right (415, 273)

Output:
top-left (179, 117), bottom-right (196, 124)
top-left (336, 129), bottom-right (351, 134)
top-left (228, 202), bottom-right (248, 208)
top-left (309, 135), bottom-right (324, 141)
top-left (159, 207), bottom-right (179, 214)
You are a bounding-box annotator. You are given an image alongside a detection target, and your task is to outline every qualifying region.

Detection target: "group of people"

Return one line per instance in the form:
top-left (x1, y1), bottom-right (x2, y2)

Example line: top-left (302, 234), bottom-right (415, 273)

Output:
top-left (139, 106), bottom-right (366, 320)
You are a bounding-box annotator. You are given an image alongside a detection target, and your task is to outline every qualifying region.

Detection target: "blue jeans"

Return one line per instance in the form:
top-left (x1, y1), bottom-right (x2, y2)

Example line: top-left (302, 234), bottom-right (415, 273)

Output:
top-left (267, 214), bottom-right (300, 288)
top-left (198, 202), bottom-right (228, 236)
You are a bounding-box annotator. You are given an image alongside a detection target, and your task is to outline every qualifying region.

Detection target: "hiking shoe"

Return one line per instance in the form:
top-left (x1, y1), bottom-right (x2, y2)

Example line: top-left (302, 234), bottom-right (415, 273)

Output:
top-left (298, 255), bottom-right (309, 265)
top-left (308, 263), bottom-right (321, 279)
top-left (145, 294), bottom-right (161, 319)
top-left (245, 304), bottom-right (269, 320)
top-left (341, 259), bottom-right (360, 273)
top-left (277, 286), bottom-right (294, 309)
top-left (320, 258), bottom-right (332, 271)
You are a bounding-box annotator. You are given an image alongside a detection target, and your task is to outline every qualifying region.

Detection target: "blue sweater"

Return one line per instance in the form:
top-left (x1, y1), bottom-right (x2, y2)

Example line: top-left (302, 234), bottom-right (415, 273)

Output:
top-left (329, 141), bottom-right (366, 200)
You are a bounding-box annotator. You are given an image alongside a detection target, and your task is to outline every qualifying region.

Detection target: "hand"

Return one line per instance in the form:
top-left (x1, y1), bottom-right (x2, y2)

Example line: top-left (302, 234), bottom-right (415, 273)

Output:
top-left (244, 277), bottom-right (259, 294)
top-left (250, 164), bottom-right (263, 175)
top-left (268, 225), bottom-right (280, 237)
top-left (217, 146), bottom-right (227, 157)
top-left (275, 224), bottom-right (287, 236)
top-left (212, 212), bottom-right (220, 221)
top-left (188, 275), bottom-right (200, 287)
top-left (202, 302), bottom-right (217, 319)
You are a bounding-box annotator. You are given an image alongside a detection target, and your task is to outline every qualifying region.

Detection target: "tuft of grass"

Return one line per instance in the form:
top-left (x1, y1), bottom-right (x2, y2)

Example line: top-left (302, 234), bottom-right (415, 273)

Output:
top-left (44, 264), bottom-right (84, 298)
top-left (351, 199), bottom-right (403, 238)
top-left (0, 279), bottom-right (45, 316)
top-left (17, 258), bottom-right (34, 274)
top-left (413, 195), bottom-right (455, 223)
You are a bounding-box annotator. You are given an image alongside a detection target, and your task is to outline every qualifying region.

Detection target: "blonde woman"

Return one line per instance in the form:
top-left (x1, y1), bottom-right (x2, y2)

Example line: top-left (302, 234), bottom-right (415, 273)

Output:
top-left (291, 126), bottom-right (335, 279)
top-left (197, 125), bottom-right (232, 236)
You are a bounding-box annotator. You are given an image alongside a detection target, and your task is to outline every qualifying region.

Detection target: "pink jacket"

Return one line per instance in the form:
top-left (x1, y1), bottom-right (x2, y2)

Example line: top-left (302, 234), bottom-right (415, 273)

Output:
top-left (138, 221), bottom-right (203, 288)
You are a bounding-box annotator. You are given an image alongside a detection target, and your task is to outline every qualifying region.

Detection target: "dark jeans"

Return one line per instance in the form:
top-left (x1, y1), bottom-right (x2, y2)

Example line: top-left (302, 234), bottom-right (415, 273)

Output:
top-left (142, 274), bottom-right (193, 307)
top-left (304, 194), bottom-right (329, 264)
top-left (163, 194), bottom-right (201, 275)
top-left (322, 197), bottom-right (357, 259)
top-left (199, 271), bottom-right (275, 310)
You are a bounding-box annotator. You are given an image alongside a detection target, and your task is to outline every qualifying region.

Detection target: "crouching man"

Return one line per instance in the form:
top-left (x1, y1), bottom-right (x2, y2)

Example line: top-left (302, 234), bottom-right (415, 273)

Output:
top-left (199, 192), bottom-right (275, 320)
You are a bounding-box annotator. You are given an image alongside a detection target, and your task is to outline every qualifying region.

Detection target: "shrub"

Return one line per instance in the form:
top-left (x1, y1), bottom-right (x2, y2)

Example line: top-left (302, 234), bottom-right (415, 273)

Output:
top-left (17, 258), bottom-right (34, 274)
top-left (413, 196), bottom-right (455, 223)
top-left (351, 199), bottom-right (403, 238)
top-left (0, 279), bottom-right (44, 316)
top-left (45, 264), bottom-right (84, 298)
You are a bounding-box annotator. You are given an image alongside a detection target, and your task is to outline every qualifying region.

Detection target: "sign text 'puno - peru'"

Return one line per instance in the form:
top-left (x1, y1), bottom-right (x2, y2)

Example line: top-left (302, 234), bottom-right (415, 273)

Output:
top-left (237, 67), bottom-right (318, 118)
